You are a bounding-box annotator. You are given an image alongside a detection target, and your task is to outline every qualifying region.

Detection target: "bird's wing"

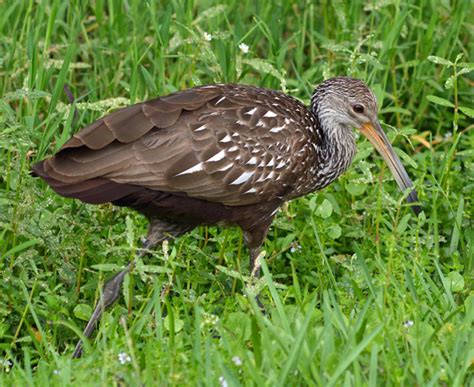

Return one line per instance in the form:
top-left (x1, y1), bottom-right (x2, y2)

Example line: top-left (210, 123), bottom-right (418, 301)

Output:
top-left (41, 85), bottom-right (316, 206)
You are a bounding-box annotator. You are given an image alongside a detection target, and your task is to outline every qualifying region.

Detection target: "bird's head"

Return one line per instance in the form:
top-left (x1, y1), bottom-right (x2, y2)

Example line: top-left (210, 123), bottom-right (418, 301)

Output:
top-left (312, 77), bottom-right (421, 215)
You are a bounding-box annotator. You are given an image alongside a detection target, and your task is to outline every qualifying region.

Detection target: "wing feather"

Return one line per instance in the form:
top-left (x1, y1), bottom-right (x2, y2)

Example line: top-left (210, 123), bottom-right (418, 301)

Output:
top-left (36, 84), bottom-right (318, 206)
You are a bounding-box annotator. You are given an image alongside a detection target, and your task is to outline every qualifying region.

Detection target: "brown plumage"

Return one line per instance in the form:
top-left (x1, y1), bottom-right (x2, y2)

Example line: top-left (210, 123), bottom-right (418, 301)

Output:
top-left (32, 77), bottom-right (420, 357)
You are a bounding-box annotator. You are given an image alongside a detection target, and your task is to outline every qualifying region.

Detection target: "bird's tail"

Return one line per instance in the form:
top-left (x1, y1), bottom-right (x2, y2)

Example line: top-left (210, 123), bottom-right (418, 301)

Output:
top-left (31, 159), bottom-right (141, 204)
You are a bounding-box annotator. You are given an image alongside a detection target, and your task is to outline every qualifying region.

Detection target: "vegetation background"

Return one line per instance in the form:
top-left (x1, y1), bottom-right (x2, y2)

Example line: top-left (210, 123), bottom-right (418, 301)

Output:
top-left (0, 0), bottom-right (472, 385)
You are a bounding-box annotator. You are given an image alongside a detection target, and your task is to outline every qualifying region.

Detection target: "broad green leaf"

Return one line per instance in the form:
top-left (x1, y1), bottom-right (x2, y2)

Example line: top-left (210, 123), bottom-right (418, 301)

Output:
top-left (459, 106), bottom-right (474, 118)
top-left (426, 95), bottom-right (454, 108)
top-left (445, 272), bottom-right (464, 292)
top-left (346, 182), bottom-right (367, 196)
top-left (396, 214), bottom-right (411, 235)
top-left (328, 224), bottom-right (342, 239)
top-left (316, 199), bottom-right (333, 218)
top-left (73, 304), bottom-right (92, 321)
top-left (427, 55), bottom-right (453, 66)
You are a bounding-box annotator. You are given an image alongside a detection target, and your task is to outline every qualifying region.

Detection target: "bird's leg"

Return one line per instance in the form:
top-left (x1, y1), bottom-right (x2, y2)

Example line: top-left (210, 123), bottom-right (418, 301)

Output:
top-left (249, 246), bottom-right (265, 310)
top-left (72, 265), bottom-right (130, 358)
top-left (249, 246), bottom-right (262, 280)
top-left (71, 219), bottom-right (191, 358)
top-left (243, 222), bottom-right (272, 310)
top-left (71, 239), bottom-right (155, 358)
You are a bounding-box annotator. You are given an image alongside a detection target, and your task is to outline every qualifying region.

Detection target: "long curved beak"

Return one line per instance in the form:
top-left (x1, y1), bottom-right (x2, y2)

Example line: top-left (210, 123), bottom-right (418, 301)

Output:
top-left (360, 120), bottom-right (421, 215)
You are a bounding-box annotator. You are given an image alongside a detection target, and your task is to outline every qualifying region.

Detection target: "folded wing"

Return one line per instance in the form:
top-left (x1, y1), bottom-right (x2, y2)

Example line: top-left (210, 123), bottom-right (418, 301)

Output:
top-left (33, 85), bottom-right (311, 206)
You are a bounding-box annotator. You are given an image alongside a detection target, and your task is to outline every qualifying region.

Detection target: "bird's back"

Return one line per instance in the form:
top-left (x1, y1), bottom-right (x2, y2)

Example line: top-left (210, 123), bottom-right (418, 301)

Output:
top-left (32, 84), bottom-right (322, 215)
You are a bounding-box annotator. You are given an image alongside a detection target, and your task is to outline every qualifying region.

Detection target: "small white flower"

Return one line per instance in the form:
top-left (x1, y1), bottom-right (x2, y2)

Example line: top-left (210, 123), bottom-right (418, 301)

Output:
top-left (203, 32), bottom-right (212, 41)
top-left (239, 43), bottom-right (249, 54)
top-left (219, 376), bottom-right (228, 387)
top-left (403, 320), bottom-right (414, 328)
top-left (290, 244), bottom-right (301, 253)
top-left (1, 359), bottom-right (12, 368)
top-left (232, 356), bottom-right (242, 366)
top-left (53, 369), bottom-right (60, 375)
top-left (118, 351), bottom-right (131, 364)
top-left (200, 312), bottom-right (220, 328)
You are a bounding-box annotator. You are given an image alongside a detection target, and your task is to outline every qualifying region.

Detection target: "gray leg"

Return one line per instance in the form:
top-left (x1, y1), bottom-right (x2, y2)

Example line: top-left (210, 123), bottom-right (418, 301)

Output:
top-left (249, 246), bottom-right (262, 279)
top-left (243, 223), bottom-right (270, 281)
top-left (71, 218), bottom-right (191, 358)
top-left (72, 239), bottom-right (157, 358)
top-left (243, 224), bottom-right (271, 310)
top-left (248, 246), bottom-right (265, 310)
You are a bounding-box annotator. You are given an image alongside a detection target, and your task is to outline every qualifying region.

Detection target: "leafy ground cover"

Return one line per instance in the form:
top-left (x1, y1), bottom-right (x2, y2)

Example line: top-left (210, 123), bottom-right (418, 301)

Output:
top-left (0, 1), bottom-right (472, 385)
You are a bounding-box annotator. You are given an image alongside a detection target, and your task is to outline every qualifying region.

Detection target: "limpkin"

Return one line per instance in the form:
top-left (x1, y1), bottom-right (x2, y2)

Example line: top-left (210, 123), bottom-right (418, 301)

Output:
top-left (32, 77), bottom-right (420, 357)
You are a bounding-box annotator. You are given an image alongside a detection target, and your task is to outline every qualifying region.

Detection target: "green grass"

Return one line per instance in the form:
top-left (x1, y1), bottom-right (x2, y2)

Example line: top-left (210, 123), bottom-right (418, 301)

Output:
top-left (0, 0), bottom-right (473, 385)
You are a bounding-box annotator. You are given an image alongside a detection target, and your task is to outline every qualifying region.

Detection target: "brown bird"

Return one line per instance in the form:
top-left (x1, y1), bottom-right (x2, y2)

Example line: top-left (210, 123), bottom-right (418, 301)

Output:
top-left (32, 77), bottom-right (420, 357)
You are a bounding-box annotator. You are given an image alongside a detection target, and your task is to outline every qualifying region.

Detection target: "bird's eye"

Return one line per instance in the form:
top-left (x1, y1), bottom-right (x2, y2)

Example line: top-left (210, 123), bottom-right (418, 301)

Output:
top-left (353, 104), bottom-right (365, 114)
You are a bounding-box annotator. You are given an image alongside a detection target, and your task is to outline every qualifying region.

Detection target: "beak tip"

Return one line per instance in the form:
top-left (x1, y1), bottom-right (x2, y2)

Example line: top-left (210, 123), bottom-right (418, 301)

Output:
top-left (411, 204), bottom-right (422, 216)
top-left (406, 189), bottom-right (422, 216)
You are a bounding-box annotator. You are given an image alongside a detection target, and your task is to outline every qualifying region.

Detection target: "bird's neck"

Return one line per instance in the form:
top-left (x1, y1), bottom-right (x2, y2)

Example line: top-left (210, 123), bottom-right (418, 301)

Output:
top-left (320, 115), bottom-right (356, 168)
top-left (306, 107), bottom-right (357, 192)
